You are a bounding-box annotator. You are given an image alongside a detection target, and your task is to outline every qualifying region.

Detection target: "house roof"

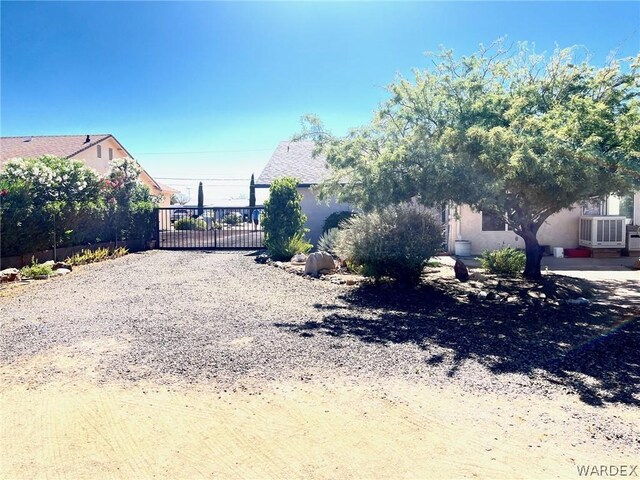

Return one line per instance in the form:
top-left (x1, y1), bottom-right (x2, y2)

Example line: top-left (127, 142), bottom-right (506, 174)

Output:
top-left (256, 141), bottom-right (329, 187)
top-left (0, 133), bottom-right (171, 192)
top-left (0, 134), bottom-right (118, 166)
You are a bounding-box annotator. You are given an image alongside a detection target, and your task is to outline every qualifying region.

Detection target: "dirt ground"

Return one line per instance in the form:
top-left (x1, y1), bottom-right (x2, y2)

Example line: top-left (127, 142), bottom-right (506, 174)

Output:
top-left (2, 367), bottom-right (636, 479)
top-left (1, 251), bottom-right (638, 479)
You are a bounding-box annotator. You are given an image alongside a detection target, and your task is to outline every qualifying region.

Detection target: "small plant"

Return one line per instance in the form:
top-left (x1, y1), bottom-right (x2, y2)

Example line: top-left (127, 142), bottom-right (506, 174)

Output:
top-left (20, 258), bottom-right (54, 279)
top-left (317, 228), bottom-right (340, 256)
top-left (174, 218), bottom-right (207, 231)
top-left (268, 233), bottom-right (312, 261)
top-left (322, 211), bottom-right (354, 233)
top-left (65, 247), bottom-right (129, 266)
top-left (480, 247), bottom-right (526, 276)
top-left (222, 212), bottom-right (242, 225)
top-left (335, 203), bottom-right (442, 285)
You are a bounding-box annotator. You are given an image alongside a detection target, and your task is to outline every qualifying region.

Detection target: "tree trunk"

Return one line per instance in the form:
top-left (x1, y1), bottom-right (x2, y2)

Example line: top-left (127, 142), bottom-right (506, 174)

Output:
top-left (521, 227), bottom-right (542, 280)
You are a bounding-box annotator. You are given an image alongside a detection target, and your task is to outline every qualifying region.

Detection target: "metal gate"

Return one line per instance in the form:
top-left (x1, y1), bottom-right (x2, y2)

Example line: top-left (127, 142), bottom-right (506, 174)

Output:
top-left (156, 207), bottom-right (265, 250)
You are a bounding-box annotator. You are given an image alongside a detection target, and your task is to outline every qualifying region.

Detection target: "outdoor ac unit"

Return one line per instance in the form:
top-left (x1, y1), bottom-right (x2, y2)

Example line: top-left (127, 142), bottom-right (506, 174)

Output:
top-left (579, 216), bottom-right (626, 248)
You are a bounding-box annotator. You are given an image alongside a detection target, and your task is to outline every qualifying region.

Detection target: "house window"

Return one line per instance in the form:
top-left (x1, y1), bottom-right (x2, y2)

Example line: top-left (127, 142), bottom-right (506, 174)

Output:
top-left (482, 211), bottom-right (510, 231)
top-left (97, 145), bottom-right (102, 158)
top-left (606, 194), bottom-right (634, 221)
top-left (109, 148), bottom-right (113, 160)
top-left (582, 200), bottom-right (604, 216)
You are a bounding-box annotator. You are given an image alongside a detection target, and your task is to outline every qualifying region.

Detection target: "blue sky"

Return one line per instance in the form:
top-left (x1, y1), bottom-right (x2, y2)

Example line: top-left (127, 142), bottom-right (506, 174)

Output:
top-left (1, 1), bottom-right (638, 201)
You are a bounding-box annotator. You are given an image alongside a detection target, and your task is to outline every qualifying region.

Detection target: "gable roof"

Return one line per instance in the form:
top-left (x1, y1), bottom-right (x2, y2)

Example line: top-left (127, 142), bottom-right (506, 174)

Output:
top-left (256, 141), bottom-right (330, 187)
top-left (0, 134), bottom-right (169, 192)
top-left (0, 134), bottom-right (121, 166)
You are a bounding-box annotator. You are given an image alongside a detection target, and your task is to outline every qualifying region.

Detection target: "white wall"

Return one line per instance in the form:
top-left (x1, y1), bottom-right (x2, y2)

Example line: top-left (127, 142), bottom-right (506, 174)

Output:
top-left (298, 187), bottom-right (352, 247)
top-left (449, 205), bottom-right (583, 254)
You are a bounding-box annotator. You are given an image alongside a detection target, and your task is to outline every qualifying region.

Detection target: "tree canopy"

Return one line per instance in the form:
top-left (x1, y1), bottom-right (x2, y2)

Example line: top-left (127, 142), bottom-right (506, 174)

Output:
top-left (299, 40), bottom-right (640, 279)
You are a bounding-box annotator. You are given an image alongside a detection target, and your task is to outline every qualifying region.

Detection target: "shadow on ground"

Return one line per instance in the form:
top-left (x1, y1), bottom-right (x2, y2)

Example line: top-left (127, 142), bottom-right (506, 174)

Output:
top-left (277, 275), bottom-right (639, 406)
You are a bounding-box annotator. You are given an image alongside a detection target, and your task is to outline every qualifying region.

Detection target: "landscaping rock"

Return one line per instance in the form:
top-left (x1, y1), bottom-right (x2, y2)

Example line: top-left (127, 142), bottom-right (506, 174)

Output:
top-left (254, 254), bottom-right (270, 264)
top-left (53, 262), bottom-right (72, 272)
top-left (305, 252), bottom-right (335, 276)
top-left (0, 268), bottom-right (21, 283)
top-left (43, 260), bottom-right (55, 267)
top-left (454, 260), bottom-right (470, 282)
top-left (291, 254), bottom-right (307, 265)
top-left (55, 268), bottom-right (71, 276)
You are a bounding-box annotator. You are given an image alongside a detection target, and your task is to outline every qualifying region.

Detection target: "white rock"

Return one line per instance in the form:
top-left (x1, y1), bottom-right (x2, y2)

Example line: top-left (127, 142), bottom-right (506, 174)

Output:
top-left (43, 260), bottom-right (55, 266)
top-left (55, 268), bottom-right (71, 275)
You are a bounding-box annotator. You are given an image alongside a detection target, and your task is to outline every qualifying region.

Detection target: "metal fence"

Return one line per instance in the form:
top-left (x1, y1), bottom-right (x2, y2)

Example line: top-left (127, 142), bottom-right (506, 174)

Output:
top-left (156, 207), bottom-right (265, 250)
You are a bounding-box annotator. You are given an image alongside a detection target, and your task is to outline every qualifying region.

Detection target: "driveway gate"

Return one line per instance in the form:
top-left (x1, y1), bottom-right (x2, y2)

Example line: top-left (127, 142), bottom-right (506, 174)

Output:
top-left (155, 207), bottom-right (265, 250)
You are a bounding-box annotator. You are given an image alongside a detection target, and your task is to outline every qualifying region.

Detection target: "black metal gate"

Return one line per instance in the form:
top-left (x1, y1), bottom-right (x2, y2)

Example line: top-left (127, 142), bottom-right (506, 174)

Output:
top-left (155, 207), bottom-right (265, 250)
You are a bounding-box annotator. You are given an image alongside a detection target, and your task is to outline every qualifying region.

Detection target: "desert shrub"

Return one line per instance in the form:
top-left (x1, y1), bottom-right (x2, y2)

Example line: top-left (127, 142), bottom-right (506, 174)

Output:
top-left (65, 247), bottom-right (129, 266)
top-left (267, 233), bottom-right (312, 260)
top-left (174, 218), bottom-right (206, 231)
top-left (322, 211), bottom-right (354, 233)
top-left (480, 247), bottom-right (526, 276)
top-left (20, 258), bottom-right (54, 279)
top-left (335, 203), bottom-right (442, 285)
top-left (317, 228), bottom-right (340, 256)
top-left (262, 177), bottom-right (310, 260)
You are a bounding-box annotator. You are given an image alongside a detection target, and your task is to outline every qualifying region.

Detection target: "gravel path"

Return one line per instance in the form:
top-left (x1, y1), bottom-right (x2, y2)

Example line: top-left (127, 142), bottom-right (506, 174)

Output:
top-left (1, 250), bottom-right (638, 454)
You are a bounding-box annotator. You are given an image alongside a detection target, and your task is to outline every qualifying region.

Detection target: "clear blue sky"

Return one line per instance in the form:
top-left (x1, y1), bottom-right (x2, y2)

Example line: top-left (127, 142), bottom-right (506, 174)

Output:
top-left (1, 1), bottom-right (638, 200)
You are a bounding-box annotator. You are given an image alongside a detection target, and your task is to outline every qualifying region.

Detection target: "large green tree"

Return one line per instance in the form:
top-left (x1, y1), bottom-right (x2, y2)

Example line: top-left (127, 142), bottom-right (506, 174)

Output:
top-left (301, 41), bottom-right (640, 279)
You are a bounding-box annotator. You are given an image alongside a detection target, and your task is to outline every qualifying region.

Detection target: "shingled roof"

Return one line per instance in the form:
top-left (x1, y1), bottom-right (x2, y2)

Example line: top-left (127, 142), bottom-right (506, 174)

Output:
top-left (0, 134), bottom-right (122, 167)
top-left (256, 141), bottom-right (330, 187)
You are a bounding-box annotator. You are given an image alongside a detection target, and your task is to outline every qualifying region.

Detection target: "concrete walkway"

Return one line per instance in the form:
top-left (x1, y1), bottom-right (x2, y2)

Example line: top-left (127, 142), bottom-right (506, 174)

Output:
top-left (438, 254), bottom-right (640, 281)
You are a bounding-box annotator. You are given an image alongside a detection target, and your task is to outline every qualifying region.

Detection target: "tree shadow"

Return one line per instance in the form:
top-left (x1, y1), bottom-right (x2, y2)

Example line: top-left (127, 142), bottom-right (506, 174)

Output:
top-left (277, 275), bottom-right (639, 406)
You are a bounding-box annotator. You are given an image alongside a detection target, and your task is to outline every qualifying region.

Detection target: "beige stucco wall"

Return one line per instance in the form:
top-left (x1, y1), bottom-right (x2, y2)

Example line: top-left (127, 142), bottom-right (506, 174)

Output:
top-left (69, 138), bottom-right (172, 207)
top-left (298, 187), bottom-right (352, 247)
top-left (635, 192), bottom-right (640, 226)
top-left (449, 205), bottom-right (583, 255)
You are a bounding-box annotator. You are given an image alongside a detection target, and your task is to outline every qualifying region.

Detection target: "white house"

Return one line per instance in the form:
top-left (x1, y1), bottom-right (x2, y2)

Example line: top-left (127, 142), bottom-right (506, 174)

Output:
top-left (256, 141), bottom-right (352, 246)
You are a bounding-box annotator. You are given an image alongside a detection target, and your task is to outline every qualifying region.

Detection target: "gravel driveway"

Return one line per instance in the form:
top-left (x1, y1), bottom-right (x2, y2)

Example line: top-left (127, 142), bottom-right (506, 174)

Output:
top-left (1, 250), bottom-right (638, 477)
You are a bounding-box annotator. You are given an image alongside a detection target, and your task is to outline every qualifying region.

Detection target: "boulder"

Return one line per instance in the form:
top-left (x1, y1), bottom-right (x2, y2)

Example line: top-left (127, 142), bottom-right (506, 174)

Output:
top-left (454, 260), bottom-right (469, 282)
top-left (305, 251), bottom-right (336, 276)
top-left (42, 260), bottom-right (55, 267)
top-left (291, 253), bottom-right (307, 265)
top-left (53, 261), bottom-right (72, 272)
top-left (0, 268), bottom-right (21, 283)
top-left (55, 268), bottom-right (71, 275)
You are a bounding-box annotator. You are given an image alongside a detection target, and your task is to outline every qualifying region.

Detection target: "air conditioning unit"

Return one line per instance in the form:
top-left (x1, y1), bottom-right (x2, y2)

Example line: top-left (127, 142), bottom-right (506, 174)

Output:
top-left (579, 216), bottom-right (626, 248)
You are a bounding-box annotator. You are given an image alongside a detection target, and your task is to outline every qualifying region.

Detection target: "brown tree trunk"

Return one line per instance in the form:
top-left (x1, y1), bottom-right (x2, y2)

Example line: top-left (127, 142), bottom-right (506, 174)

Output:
top-left (521, 227), bottom-right (542, 280)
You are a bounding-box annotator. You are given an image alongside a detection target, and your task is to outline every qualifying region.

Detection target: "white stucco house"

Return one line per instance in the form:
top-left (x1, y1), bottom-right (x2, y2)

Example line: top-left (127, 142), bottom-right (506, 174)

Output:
top-left (256, 141), bottom-right (352, 246)
top-left (447, 193), bottom-right (640, 256)
top-left (0, 134), bottom-right (176, 207)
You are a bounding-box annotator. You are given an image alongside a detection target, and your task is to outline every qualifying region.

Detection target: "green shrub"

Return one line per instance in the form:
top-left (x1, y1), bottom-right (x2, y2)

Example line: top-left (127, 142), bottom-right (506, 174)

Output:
top-left (20, 258), bottom-right (54, 279)
top-left (65, 247), bottom-right (129, 266)
top-left (222, 212), bottom-right (242, 225)
top-left (335, 203), bottom-right (442, 285)
top-left (317, 228), bottom-right (340, 256)
top-left (174, 218), bottom-right (206, 231)
top-left (480, 247), bottom-right (525, 276)
top-left (322, 211), bottom-right (353, 233)
top-left (262, 177), bottom-right (310, 260)
top-left (267, 233), bottom-right (312, 261)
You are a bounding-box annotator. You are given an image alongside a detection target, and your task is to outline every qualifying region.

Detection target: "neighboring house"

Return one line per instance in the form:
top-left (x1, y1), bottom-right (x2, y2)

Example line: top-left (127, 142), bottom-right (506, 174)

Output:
top-left (447, 192), bottom-right (640, 255)
top-left (0, 134), bottom-right (176, 207)
top-left (256, 141), bottom-right (352, 245)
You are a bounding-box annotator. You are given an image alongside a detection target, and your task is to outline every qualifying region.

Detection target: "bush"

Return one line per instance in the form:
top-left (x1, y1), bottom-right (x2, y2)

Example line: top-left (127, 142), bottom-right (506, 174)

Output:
top-left (317, 228), bottom-right (340, 256)
top-left (480, 247), bottom-right (525, 276)
top-left (222, 212), bottom-right (242, 225)
top-left (174, 218), bottom-right (206, 231)
top-left (267, 233), bottom-right (312, 260)
top-left (65, 247), bottom-right (128, 266)
top-left (262, 177), bottom-right (310, 260)
top-left (20, 258), bottom-right (54, 279)
top-left (322, 211), bottom-right (354, 233)
top-left (335, 203), bottom-right (442, 285)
